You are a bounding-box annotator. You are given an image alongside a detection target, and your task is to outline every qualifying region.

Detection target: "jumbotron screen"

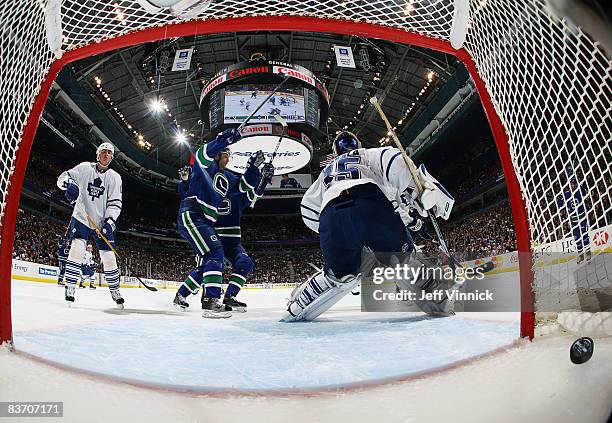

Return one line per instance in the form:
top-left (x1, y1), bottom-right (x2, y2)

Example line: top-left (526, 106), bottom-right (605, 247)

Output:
top-left (223, 84), bottom-right (305, 124)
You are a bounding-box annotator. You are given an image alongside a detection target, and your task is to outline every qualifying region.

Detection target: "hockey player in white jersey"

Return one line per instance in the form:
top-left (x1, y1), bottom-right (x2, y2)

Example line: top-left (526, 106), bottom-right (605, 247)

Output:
top-left (57, 142), bottom-right (124, 308)
top-left (80, 244), bottom-right (96, 290)
top-left (282, 131), bottom-right (454, 322)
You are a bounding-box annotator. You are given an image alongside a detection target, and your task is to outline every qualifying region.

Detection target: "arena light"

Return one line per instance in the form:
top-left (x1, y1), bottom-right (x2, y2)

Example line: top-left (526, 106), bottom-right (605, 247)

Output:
top-left (176, 131), bottom-right (187, 143)
top-left (150, 98), bottom-right (164, 113)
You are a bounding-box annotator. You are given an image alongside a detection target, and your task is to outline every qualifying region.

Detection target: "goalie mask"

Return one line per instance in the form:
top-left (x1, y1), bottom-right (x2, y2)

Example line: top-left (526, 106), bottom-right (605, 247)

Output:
top-left (332, 131), bottom-right (361, 156)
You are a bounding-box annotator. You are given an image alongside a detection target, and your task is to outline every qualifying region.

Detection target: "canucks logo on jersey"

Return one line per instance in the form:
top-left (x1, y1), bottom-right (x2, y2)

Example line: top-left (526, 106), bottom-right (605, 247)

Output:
top-left (87, 177), bottom-right (105, 201)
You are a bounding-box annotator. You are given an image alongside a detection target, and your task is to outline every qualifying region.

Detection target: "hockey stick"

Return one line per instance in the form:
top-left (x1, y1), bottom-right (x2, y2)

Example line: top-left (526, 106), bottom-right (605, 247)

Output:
top-left (84, 213), bottom-right (158, 292)
top-left (238, 74), bottom-right (290, 130)
top-left (249, 113), bottom-right (288, 208)
top-left (369, 96), bottom-right (451, 254)
top-left (369, 96), bottom-right (494, 273)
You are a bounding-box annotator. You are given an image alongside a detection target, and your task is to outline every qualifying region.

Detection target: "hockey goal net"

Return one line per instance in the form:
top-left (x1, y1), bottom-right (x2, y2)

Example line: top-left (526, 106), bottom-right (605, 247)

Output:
top-left (0, 0), bottom-right (610, 342)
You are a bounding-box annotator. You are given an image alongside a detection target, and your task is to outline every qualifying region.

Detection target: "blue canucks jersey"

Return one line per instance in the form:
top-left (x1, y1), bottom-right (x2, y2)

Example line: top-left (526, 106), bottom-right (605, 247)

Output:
top-left (183, 137), bottom-right (233, 223)
top-left (181, 134), bottom-right (263, 225)
top-left (215, 167), bottom-right (263, 244)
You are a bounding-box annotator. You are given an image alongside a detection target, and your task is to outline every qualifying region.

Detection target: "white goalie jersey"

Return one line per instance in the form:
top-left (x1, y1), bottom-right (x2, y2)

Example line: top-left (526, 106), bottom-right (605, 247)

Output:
top-left (300, 147), bottom-right (454, 233)
top-left (57, 162), bottom-right (122, 230)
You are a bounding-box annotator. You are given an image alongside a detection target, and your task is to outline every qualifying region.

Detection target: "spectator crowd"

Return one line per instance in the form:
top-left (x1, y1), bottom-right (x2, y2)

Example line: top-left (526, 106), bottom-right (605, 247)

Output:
top-left (13, 153), bottom-right (527, 284)
top-left (13, 201), bottom-right (518, 284)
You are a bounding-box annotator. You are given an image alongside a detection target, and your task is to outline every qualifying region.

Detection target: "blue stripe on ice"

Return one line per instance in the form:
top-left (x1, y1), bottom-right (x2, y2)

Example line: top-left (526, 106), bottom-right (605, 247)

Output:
top-left (14, 316), bottom-right (517, 390)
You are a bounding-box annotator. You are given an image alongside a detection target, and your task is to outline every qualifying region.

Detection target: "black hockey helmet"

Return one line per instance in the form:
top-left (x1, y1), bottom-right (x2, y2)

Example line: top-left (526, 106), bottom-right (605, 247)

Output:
top-left (332, 131), bottom-right (361, 156)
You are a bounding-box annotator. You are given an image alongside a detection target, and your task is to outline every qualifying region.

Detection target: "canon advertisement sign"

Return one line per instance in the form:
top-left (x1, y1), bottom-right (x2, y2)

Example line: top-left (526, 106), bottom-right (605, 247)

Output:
top-left (227, 134), bottom-right (312, 175)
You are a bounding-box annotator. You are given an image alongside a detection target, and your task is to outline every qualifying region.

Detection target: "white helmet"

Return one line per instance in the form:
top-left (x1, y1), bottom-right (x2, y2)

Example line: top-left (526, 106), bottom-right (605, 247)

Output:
top-left (96, 142), bottom-right (115, 159)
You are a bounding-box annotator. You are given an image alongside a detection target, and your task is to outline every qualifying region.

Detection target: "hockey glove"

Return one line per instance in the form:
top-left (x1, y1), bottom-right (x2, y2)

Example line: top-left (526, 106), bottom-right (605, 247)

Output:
top-left (407, 216), bottom-right (433, 241)
top-left (218, 128), bottom-right (241, 145)
top-left (261, 162), bottom-right (275, 182)
top-left (101, 219), bottom-right (115, 239)
top-left (255, 162), bottom-right (275, 195)
top-left (178, 166), bottom-right (191, 181)
top-left (63, 181), bottom-right (79, 204)
top-left (247, 150), bottom-right (266, 169)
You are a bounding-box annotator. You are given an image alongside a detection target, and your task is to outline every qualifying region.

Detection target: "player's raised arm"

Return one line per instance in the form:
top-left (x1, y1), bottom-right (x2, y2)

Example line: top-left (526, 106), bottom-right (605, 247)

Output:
top-left (240, 150), bottom-right (265, 198)
top-left (194, 128), bottom-right (241, 169)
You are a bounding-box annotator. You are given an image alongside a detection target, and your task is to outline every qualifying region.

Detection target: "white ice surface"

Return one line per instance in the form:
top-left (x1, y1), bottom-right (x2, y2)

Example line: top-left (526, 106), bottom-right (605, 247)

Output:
top-left (2, 277), bottom-right (612, 422)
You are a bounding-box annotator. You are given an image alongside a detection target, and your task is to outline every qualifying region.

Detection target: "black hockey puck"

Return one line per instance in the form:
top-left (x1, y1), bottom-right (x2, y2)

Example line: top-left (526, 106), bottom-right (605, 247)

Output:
top-left (570, 337), bottom-right (594, 364)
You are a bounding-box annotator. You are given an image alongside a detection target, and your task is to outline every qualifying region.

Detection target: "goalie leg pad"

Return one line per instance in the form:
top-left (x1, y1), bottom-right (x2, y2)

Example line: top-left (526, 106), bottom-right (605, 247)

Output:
top-left (281, 271), bottom-right (360, 322)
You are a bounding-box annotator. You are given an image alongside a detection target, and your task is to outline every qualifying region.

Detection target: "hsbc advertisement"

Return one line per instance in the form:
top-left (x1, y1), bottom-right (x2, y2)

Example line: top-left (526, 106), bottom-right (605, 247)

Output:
top-left (227, 134), bottom-right (312, 175)
top-left (532, 225), bottom-right (612, 254)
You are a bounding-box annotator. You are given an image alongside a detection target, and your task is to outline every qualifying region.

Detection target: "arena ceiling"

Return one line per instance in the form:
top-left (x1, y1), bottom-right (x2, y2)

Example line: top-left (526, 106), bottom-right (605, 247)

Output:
top-left (67, 31), bottom-right (460, 170)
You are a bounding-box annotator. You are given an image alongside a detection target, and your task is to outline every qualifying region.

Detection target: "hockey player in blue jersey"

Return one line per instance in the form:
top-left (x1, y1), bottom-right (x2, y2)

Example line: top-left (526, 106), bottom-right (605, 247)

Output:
top-left (57, 231), bottom-right (71, 286)
top-left (173, 156), bottom-right (273, 313)
top-left (211, 160), bottom-right (275, 312)
top-left (556, 179), bottom-right (591, 263)
top-left (172, 128), bottom-right (266, 317)
top-left (177, 165), bottom-right (191, 200)
top-left (282, 131), bottom-right (454, 322)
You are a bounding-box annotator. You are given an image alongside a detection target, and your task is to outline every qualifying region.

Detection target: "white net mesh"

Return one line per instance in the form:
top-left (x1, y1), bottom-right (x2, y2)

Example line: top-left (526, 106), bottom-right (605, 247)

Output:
top-left (0, 0), bottom-right (610, 334)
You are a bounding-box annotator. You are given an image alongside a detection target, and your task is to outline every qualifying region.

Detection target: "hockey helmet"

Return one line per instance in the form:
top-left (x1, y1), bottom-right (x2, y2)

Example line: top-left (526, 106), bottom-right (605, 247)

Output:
top-left (332, 131), bottom-right (361, 156)
top-left (96, 142), bottom-right (115, 158)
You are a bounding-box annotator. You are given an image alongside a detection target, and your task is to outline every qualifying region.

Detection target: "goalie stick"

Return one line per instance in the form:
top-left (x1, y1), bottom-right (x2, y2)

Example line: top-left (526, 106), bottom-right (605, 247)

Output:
top-left (369, 96), bottom-right (495, 275)
top-left (84, 213), bottom-right (158, 292)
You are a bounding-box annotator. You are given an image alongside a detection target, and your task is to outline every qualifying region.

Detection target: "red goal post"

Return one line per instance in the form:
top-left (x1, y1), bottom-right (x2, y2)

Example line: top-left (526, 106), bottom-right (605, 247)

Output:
top-left (1, 1), bottom-right (610, 344)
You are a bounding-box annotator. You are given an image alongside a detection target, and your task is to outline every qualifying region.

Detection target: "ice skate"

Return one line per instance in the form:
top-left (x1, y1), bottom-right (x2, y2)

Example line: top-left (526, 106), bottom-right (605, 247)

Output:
top-left (89, 283), bottom-right (96, 290)
top-left (110, 290), bottom-right (124, 309)
top-left (223, 296), bottom-right (246, 313)
top-left (57, 280), bottom-right (65, 287)
top-left (202, 296), bottom-right (231, 319)
top-left (173, 292), bottom-right (189, 311)
top-left (65, 285), bottom-right (75, 306)
top-left (78, 281), bottom-right (86, 289)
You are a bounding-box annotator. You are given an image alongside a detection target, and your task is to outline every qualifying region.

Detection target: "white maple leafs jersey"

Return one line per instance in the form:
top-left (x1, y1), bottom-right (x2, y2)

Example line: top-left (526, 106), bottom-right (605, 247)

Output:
top-left (300, 147), bottom-right (418, 233)
top-left (83, 251), bottom-right (94, 267)
top-left (57, 162), bottom-right (122, 229)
